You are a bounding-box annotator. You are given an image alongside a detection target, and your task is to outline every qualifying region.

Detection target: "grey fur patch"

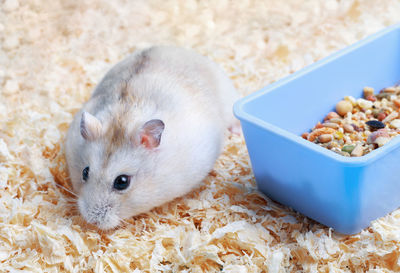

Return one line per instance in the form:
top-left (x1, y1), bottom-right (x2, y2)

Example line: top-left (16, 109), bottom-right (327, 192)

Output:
top-left (132, 48), bottom-right (151, 74)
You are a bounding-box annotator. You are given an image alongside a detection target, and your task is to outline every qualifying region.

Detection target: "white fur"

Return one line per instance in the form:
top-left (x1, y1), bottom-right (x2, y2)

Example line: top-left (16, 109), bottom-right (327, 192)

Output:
top-left (65, 46), bottom-right (239, 229)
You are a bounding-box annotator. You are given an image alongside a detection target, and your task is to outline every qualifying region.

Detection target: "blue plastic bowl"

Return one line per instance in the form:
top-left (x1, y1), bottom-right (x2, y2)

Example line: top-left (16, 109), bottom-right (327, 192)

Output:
top-left (234, 24), bottom-right (400, 234)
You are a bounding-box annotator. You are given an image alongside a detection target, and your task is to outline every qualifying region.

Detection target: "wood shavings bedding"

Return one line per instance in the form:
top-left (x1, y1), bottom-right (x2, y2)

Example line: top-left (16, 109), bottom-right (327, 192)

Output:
top-left (1, 0), bottom-right (400, 271)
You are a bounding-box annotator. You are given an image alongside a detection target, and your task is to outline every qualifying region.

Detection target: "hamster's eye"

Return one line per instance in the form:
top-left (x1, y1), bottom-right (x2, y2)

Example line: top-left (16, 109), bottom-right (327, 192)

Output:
top-left (82, 166), bottom-right (90, 181)
top-left (113, 175), bottom-right (131, 191)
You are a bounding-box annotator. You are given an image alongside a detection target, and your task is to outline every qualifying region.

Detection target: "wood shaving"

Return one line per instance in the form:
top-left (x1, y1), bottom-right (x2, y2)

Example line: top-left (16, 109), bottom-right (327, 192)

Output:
top-left (1, 0), bottom-right (400, 271)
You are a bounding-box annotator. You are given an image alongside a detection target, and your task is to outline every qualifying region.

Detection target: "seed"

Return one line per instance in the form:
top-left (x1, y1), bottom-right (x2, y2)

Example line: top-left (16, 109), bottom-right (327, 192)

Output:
top-left (340, 151), bottom-right (351, 157)
top-left (315, 122), bottom-right (324, 129)
top-left (393, 99), bottom-right (400, 108)
top-left (375, 136), bottom-right (391, 147)
top-left (355, 134), bottom-right (364, 141)
top-left (366, 120), bottom-right (385, 130)
top-left (318, 134), bottom-right (333, 143)
top-left (342, 145), bottom-right (355, 154)
top-left (363, 86), bottom-right (374, 98)
top-left (390, 119), bottom-right (400, 129)
top-left (377, 112), bottom-right (387, 121)
top-left (352, 124), bottom-right (363, 132)
top-left (324, 112), bottom-right (340, 121)
top-left (351, 144), bottom-right (364, 157)
top-left (307, 127), bottom-right (336, 142)
top-left (372, 108), bottom-right (380, 117)
top-left (383, 87), bottom-right (396, 93)
top-left (323, 122), bottom-right (339, 129)
top-left (382, 111), bottom-right (398, 123)
top-left (376, 93), bottom-right (391, 100)
top-left (366, 95), bottom-right (376, 102)
top-left (333, 131), bottom-right (343, 140)
top-left (328, 118), bottom-right (342, 124)
top-left (367, 129), bottom-right (389, 144)
top-left (357, 98), bottom-right (373, 110)
top-left (301, 132), bottom-right (309, 139)
top-left (327, 142), bottom-right (339, 149)
top-left (344, 96), bottom-right (356, 105)
top-left (336, 100), bottom-right (353, 116)
top-left (343, 123), bottom-right (354, 133)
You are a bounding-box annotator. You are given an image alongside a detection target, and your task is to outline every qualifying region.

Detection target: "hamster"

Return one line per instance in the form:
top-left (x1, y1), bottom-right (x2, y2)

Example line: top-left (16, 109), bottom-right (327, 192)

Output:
top-left (65, 46), bottom-right (239, 230)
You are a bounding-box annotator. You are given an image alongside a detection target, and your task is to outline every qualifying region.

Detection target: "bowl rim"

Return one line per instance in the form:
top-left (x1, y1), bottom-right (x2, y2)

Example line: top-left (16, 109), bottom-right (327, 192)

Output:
top-left (234, 23), bottom-right (400, 167)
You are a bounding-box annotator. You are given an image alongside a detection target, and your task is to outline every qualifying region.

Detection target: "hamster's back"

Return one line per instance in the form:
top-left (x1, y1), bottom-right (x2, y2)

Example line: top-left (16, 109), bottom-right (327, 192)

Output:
top-left (91, 46), bottom-right (238, 128)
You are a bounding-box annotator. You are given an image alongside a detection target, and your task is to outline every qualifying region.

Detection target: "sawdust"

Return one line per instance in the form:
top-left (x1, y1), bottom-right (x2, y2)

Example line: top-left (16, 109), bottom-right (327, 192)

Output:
top-left (1, 0), bottom-right (400, 272)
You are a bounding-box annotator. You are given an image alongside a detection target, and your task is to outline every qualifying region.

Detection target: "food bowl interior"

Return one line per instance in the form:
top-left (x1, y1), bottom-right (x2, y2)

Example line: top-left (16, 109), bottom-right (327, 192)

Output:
top-left (243, 27), bottom-right (400, 137)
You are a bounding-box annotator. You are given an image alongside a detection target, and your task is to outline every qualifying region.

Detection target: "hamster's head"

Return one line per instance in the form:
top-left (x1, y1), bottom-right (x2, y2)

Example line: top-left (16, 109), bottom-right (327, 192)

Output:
top-left (68, 111), bottom-right (165, 230)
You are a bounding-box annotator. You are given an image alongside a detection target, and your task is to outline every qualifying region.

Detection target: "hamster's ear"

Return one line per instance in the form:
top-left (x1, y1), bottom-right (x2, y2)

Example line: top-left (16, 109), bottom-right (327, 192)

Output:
top-left (139, 119), bottom-right (165, 149)
top-left (80, 111), bottom-right (103, 141)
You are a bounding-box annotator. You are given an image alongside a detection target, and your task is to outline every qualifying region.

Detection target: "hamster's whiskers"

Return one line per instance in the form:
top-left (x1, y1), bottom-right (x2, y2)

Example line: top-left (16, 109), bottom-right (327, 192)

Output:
top-left (54, 183), bottom-right (79, 198)
top-left (116, 216), bottom-right (136, 230)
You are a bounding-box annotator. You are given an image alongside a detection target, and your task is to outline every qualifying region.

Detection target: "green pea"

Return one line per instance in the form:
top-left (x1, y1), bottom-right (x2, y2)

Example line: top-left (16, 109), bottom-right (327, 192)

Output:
top-left (341, 145), bottom-right (355, 154)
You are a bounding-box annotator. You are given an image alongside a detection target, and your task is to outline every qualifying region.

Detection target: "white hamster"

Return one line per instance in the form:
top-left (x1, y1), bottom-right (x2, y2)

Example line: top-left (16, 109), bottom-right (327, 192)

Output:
top-left (65, 46), bottom-right (239, 230)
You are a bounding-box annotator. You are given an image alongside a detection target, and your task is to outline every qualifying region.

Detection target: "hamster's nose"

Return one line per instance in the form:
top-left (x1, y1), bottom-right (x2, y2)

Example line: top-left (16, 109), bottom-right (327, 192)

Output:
top-left (78, 198), bottom-right (113, 225)
top-left (88, 204), bottom-right (112, 224)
